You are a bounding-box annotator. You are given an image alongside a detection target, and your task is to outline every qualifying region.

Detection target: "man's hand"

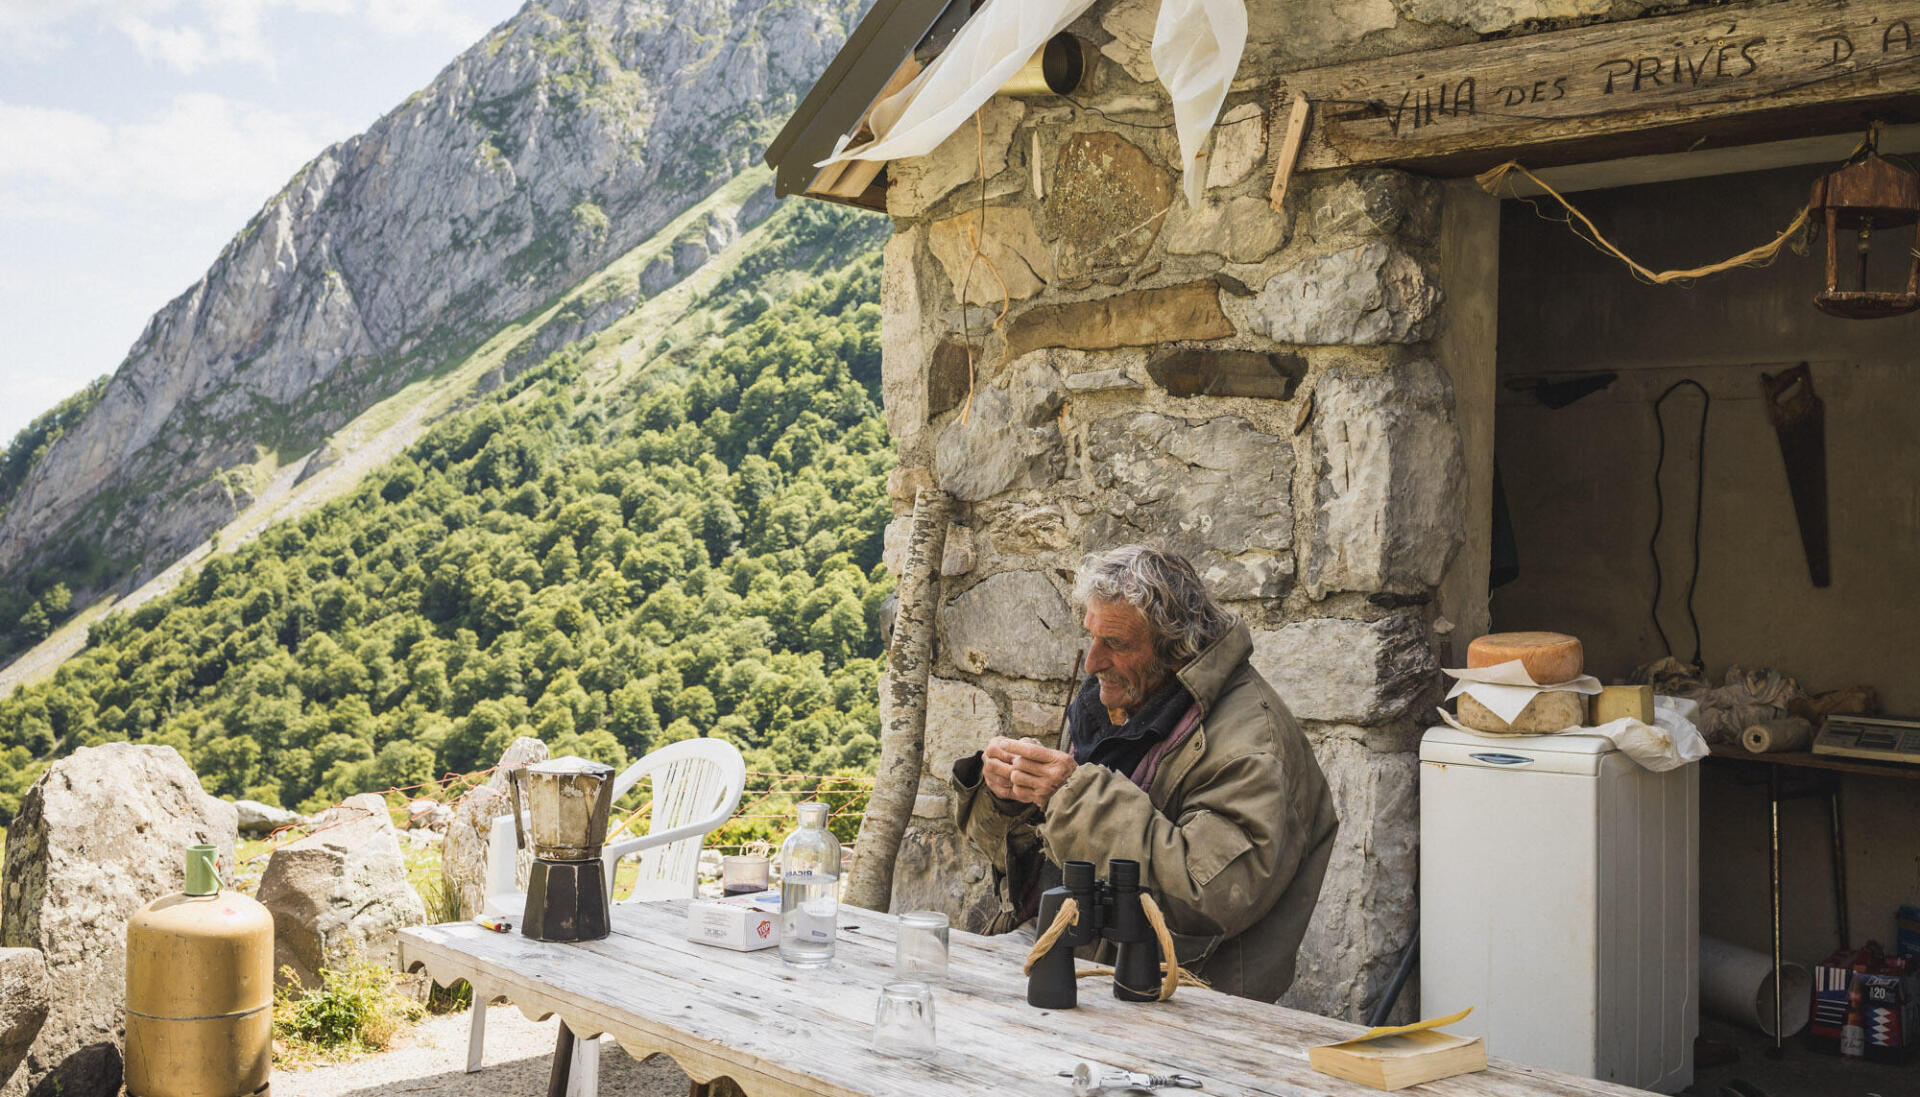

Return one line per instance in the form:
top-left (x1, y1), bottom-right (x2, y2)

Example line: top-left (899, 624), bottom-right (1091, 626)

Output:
top-left (983, 736), bottom-right (1078, 808)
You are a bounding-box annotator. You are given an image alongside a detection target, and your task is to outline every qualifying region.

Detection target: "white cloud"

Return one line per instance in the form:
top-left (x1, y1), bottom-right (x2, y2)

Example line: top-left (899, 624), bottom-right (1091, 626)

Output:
top-left (1, 0), bottom-right (504, 64)
top-left (365, 0), bottom-right (500, 46)
top-left (0, 94), bottom-right (344, 212)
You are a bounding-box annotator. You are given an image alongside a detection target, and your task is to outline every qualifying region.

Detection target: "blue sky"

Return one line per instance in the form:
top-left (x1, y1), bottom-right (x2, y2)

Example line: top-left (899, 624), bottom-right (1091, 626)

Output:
top-left (0, 0), bottom-right (526, 445)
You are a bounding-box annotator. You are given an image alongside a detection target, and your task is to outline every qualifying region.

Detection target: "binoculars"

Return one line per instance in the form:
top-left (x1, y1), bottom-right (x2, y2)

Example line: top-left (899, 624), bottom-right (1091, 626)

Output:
top-left (1027, 858), bottom-right (1163, 1008)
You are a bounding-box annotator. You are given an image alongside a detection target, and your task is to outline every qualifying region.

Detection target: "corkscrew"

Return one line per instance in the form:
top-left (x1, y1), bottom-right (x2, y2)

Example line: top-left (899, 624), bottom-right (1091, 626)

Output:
top-left (1058, 1062), bottom-right (1204, 1095)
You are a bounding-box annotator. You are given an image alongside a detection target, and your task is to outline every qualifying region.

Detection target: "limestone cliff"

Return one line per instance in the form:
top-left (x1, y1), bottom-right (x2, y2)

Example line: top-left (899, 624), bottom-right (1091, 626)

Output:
top-left (0, 0), bottom-right (861, 592)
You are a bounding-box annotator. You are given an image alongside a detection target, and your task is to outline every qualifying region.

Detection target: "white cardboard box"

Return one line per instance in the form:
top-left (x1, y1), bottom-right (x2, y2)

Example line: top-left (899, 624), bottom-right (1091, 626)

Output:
top-left (687, 893), bottom-right (781, 951)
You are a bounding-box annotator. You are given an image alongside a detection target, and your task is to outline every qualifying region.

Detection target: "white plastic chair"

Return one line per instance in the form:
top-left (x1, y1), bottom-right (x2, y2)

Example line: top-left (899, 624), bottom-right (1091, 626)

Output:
top-left (468, 737), bottom-right (747, 1093)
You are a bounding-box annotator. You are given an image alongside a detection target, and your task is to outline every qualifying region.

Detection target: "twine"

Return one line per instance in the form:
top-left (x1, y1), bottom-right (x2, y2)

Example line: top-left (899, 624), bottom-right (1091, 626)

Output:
top-left (1022, 896), bottom-right (1080, 975)
top-left (1476, 160), bottom-right (1813, 285)
top-left (957, 109), bottom-right (1013, 427)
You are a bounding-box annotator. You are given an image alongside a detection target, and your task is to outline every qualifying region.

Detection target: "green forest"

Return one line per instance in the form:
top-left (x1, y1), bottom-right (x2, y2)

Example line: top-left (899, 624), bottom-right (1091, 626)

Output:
top-left (0, 205), bottom-right (892, 823)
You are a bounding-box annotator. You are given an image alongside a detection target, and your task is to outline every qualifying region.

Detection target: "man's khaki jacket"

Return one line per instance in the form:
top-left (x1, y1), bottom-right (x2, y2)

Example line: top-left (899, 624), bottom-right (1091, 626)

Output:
top-left (951, 621), bottom-right (1338, 1002)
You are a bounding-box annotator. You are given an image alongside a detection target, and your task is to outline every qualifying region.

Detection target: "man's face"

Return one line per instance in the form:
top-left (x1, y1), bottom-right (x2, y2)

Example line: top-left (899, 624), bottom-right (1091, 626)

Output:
top-left (1083, 598), bottom-right (1170, 723)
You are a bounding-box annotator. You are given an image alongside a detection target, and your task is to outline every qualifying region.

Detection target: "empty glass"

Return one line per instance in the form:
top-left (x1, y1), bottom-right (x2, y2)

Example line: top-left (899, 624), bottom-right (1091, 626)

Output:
top-left (871, 982), bottom-right (936, 1058)
top-left (896, 910), bottom-right (950, 983)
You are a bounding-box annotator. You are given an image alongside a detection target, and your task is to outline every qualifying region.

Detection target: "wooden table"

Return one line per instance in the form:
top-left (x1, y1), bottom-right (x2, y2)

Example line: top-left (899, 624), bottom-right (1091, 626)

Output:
top-left (399, 900), bottom-right (1652, 1097)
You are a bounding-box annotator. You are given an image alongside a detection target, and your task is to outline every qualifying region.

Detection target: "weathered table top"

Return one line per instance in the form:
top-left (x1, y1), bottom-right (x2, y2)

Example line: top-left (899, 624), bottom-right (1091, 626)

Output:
top-left (398, 900), bottom-right (1649, 1097)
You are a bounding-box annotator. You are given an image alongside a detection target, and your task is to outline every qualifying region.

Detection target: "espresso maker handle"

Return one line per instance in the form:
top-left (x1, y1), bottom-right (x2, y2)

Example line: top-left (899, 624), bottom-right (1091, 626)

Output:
top-left (508, 767), bottom-right (528, 852)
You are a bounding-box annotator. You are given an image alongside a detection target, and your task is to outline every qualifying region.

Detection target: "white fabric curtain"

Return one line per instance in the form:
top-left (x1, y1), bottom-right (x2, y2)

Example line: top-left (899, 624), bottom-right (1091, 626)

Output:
top-left (818, 0), bottom-right (1249, 207)
top-left (819, 0), bottom-right (1099, 167)
top-left (1152, 0), bottom-right (1248, 208)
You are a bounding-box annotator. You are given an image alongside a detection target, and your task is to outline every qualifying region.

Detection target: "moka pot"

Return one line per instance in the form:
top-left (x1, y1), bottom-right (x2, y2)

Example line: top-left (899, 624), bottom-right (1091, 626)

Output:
top-left (508, 755), bottom-right (616, 942)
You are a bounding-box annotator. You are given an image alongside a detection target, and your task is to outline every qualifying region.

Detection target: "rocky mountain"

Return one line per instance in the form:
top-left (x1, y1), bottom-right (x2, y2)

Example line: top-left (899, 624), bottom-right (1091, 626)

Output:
top-left (0, 0), bottom-right (863, 615)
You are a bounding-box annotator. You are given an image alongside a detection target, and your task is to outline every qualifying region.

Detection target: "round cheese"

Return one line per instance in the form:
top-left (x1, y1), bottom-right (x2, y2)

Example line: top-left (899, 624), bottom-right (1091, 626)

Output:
top-left (1467, 631), bottom-right (1584, 685)
top-left (1457, 690), bottom-right (1588, 735)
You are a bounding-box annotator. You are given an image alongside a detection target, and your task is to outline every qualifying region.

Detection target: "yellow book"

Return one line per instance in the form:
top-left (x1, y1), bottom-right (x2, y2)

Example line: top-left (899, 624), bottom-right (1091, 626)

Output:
top-left (1308, 1007), bottom-right (1488, 1091)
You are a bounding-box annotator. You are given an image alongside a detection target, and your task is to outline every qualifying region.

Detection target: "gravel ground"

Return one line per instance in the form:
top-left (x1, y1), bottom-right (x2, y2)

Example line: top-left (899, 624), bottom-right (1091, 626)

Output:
top-left (275, 1006), bottom-right (692, 1097)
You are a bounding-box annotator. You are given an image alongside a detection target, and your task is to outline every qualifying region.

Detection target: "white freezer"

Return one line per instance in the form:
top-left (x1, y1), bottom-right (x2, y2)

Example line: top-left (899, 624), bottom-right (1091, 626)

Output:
top-left (1419, 725), bottom-right (1698, 1094)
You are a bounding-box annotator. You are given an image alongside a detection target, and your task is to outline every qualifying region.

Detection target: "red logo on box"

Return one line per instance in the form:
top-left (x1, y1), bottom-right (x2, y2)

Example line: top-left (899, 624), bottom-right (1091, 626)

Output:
top-left (757, 922), bottom-right (772, 938)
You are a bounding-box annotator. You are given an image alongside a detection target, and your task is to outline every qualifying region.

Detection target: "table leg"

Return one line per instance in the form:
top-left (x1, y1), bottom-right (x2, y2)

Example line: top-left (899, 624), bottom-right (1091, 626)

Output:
top-left (1768, 766), bottom-right (1785, 1060)
top-left (548, 1022), bottom-right (576, 1097)
top-left (689, 1079), bottom-right (746, 1097)
top-left (1829, 785), bottom-right (1849, 949)
top-left (466, 1003), bottom-right (486, 1074)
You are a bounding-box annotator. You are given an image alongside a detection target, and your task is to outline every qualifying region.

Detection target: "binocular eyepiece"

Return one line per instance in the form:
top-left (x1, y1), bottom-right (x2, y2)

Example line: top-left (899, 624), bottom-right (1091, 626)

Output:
top-left (1027, 858), bottom-right (1163, 1008)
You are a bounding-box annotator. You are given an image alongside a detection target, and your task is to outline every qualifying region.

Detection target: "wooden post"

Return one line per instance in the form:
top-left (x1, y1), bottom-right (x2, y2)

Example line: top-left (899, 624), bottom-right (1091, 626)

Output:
top-left (843, 487), bottom-right (952, 913)
top-left (1267, 95), bottom-right (1311, 213)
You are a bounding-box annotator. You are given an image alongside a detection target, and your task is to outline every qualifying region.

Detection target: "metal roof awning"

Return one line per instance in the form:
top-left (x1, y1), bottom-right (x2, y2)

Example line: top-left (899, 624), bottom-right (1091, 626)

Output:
top-left (763, 0), bottom-right (969, 212)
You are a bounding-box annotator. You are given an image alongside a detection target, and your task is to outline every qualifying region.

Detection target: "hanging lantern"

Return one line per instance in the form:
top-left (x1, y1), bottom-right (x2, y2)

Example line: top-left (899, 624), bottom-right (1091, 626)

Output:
top-left (1808, 138), bottom-right (1920, 320)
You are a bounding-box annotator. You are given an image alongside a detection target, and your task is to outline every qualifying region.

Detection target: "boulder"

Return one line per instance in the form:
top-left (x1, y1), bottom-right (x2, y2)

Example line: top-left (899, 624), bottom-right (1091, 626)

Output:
top-left (256, 793), bottom-right (426, 989)
top-left (1004, 282), bottom-right (1232, 358)
top-left (404, 798), bottom-right (451, 831)
top-left (921, 677), bottom-right (1003, 778)
top-left (232, 798), bottom-right (303, 836)
top-left (1045, 131), bottom-right (1171, 275)
top-left (888, 823), bottom-right (999, 932)
top-left (928, 206), bottom-right (1054, 304)
top-left (1305, 171), bottom-right (1442, 244)
top-left (1088, 413), bottom-right (1295, 599)
top-left (0, 743), bottom-right (237, 1097)
top-left (937, 571), bottom-right (1080, 681)
top-left (1303, 360), bottom-right (1465, 598)
top-left (671, 235), bottom-right (710, 276)
top-left (1248, 615), bottom-right (1439, 724)
top-left (442, 737), bottom-right (549, 921)
top-left (1206, 103), bottom-right (1268, 190)
top-left (0, 950), bottom-right (48, 1093)
top-left (1248, 242), bottom-right (1441, 345)
top-left (1165, 195), bottom-right (1289, 264)
top-left (932, 356), bottom-right (1066, 502)
top-left (639, 254), bottom-right (676, 296)
top-left (981, 502), bottom-right (1071, 557)
top-left (887, 98), bottom-right (1023, 219)
top-left (1281, 733), bottom-right (1418, 1022)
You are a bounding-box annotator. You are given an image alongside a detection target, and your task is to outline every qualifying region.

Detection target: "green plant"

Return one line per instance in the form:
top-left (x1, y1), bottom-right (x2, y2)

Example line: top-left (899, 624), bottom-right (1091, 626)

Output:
top-left (421, 870), bottom-right (464, 925)
top-left (273, 962), bottom-right (424, 1061)
top-left (427, 977), bottom-right (473, 1015)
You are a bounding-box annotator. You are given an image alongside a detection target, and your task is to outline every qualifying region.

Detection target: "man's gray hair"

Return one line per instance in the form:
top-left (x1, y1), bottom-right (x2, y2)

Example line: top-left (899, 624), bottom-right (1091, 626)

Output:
top-left (1073, 545), bottom-right (1236, 666)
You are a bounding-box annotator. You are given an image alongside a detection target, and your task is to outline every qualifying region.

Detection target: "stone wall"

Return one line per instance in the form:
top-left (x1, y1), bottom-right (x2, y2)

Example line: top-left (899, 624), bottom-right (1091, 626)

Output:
top-left (857, 0), bottom-right (1664, 1021)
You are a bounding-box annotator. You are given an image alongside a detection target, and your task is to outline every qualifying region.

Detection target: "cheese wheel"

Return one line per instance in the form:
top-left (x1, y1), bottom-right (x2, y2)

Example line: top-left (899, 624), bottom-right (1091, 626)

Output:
top-left (1457, 690), bottom-right (1588, 735)
top-left (1467, 631), bottom-right (1584, 685)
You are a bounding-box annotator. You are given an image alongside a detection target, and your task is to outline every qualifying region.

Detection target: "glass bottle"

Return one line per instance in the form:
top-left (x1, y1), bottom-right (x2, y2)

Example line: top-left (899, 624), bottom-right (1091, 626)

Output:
top-left (778, 800), bottom-right (841, 967)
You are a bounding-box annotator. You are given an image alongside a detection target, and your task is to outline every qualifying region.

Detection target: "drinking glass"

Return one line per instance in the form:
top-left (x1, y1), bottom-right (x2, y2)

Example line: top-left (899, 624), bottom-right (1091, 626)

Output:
top-left (896, 910), bottom-right (950, 983)
top-left (871, 982), bottom-right (937, 1058)
top-left (721, 854), bottom-right (770, 896)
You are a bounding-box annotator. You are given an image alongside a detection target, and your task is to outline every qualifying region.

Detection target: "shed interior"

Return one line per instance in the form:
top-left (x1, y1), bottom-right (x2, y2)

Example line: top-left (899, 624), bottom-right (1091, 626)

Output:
top-left (1489, 154), bottom-right (1920, 1095)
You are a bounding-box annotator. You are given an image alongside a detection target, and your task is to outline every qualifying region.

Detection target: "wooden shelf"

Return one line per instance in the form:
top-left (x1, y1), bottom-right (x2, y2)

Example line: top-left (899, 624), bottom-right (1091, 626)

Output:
top-left (1707, 743), bottom-right (1920, 781)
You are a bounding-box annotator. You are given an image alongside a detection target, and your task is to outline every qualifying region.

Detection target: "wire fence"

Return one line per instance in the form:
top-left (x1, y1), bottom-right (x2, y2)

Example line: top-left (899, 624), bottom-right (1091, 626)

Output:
top-left (236, 764), bottom-right (876, 866)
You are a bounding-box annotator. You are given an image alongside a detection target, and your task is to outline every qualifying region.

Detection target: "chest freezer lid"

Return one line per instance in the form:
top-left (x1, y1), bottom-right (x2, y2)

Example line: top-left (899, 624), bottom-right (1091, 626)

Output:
top-left (1421, 724), bottom-right (1617, 775)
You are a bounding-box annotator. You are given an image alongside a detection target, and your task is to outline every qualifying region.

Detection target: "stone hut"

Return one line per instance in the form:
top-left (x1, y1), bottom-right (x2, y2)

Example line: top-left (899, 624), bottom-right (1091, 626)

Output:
top-left (768, 0), bottom-right (1920, 1025)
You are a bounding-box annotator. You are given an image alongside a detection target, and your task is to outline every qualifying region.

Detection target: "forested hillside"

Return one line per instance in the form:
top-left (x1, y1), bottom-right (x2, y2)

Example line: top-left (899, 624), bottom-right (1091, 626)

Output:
top-left (0, 202), bottom-right (891, 820)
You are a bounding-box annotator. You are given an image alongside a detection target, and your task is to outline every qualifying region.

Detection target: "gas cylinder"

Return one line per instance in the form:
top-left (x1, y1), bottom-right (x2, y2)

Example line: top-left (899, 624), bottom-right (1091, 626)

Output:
top-left (125, 844), bottom-right (274, 1097)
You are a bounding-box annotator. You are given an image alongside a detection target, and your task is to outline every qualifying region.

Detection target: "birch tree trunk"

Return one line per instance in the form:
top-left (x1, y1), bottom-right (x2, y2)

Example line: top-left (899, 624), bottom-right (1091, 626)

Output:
top-left (844, 487), bottom-right (952, 913)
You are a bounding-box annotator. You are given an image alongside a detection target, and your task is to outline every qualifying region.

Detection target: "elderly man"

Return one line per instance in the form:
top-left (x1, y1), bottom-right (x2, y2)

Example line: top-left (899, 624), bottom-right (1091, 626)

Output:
top-left (951, 545), bottom-right (1338, 1002)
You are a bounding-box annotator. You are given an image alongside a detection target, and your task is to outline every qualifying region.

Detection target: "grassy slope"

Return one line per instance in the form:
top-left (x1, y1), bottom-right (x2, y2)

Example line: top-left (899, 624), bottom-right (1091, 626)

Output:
top-left (0, 168), bottom-right (794, 701)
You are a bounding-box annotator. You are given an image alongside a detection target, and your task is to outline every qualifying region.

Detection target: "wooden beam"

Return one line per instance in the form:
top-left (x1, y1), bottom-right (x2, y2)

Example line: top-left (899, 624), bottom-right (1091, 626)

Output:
top-left (1270, 0), bottom-right (1920, 177)
top-left (810, 55), bottom-right (924, 201)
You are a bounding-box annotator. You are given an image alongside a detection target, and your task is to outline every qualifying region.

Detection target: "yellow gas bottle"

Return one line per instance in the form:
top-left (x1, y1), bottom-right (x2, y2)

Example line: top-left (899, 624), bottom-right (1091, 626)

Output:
top-left (125, 844), bottom-right (274, 1097)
